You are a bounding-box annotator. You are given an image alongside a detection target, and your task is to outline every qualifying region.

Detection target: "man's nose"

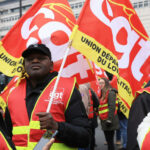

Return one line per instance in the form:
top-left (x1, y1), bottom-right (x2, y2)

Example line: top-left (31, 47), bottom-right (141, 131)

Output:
top-left (32, 57), bottom-right (40, 62)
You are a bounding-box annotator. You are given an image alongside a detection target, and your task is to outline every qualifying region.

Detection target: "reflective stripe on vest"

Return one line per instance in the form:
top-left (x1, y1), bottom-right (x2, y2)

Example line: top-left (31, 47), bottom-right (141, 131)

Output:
top-left (0, 131), bottom-right (12, 150)
top-left (16, 143), bottom-right (78, 150)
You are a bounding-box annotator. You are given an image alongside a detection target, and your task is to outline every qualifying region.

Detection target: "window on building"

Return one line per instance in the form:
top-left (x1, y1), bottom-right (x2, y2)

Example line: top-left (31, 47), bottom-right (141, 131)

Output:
top-left (23, 4), bottom-right (31, 11)
top-left (75, 14), bottom-right (79, 19)
top-left (133, 2), bottom-right (138, 8)
top-left (2, 9), bottom-right (8, 15)
top-left (79, 2), bottom-right (82, 8)
top-left (75, 3), bottom-right (78, 8)
top-left (139, 1), bottom-right (143, 8)
top-left (144, 0), bottom-right (148, 7)
top-left (11, 8), bottom-right (19, 13)
top-left (71, 4), bottom-right (74, 9)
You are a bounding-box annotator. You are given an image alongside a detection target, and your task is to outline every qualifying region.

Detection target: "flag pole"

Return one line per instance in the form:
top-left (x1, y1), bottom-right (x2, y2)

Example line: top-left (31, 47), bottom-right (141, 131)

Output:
top-left (46, 40), bottom-right (72, 113)
top-left (46, 24), bottom-right (78, 113)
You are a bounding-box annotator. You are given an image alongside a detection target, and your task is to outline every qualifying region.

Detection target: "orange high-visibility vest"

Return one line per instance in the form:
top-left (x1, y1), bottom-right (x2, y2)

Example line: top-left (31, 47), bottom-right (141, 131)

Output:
top-left (88, 90), bottom-right (94, 119)
top-left (7, 76), bottom-right (77, 150)
top-left (0, 131), bottom-right (13, 150)
top-left (98, 90), bottom-right (118, 120)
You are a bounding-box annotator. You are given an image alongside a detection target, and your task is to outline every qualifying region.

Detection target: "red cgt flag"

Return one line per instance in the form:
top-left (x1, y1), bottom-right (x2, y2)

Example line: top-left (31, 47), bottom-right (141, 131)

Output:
top-left (0, 0), bottom-right (95, 84)
top-left (71, 0), bottom-right (150, 117)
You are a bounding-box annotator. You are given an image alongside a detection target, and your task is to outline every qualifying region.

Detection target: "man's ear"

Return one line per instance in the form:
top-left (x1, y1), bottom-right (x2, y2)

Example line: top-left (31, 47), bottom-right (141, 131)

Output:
top-left (50, 61), bottom-right (53, 71)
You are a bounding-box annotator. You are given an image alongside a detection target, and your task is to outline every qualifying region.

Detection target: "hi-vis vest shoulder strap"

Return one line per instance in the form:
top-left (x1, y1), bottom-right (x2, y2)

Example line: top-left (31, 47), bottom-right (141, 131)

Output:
top-left (0, 131), bottom-right (12, 150)
top-left (98, 90), bottom-right (118, 120)
top-left (137, 112), bottom-right (150, 150)
top-left (7, 77), bottom-right (77, 150)
top-left (135, 87), bottom-right (150, 99)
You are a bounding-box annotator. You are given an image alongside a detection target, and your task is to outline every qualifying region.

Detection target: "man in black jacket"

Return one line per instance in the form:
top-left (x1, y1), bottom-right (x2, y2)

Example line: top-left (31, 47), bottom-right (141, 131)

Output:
top-left (3, 44), bottom-right (91, 149)
top-left (127, 81), bottom-right (150, 150)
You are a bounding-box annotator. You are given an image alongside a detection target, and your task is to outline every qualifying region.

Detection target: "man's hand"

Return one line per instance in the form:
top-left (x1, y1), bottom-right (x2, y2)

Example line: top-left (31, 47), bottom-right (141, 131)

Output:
top-left (105, 119), bottom-right (112, 127)
top-left (42, 138), bottom-right (55, 150)
top-left (36, 112), bottom-right (58, 130)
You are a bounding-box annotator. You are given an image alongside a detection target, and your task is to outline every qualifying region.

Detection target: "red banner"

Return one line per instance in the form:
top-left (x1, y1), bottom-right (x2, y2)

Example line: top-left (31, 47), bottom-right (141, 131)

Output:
top-left (0, 0), bottom-right (95, 84)
top-left (71, 0), bottom-right (150, 117)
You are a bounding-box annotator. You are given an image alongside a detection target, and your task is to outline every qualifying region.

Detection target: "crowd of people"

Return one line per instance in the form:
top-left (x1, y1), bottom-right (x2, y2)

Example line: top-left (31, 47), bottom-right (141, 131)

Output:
top-left (0, 43), bottom-right (149, 150)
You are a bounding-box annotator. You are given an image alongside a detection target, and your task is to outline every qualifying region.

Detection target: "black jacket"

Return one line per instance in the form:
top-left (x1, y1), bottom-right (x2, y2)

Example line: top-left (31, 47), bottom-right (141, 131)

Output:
top-left (5, 72), bottom-right (91, 148)
top-left (89, 88), bottom-right (99, 128)
top-left (127, 90), bottom-right (150, 150)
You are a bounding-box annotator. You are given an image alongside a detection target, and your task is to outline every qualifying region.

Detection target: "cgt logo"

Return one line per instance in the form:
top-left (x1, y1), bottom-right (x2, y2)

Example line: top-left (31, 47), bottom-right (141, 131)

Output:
top-left (49, 92), bottom-right (63, 100)
top-left (44, 87), bottom-right (64, 105)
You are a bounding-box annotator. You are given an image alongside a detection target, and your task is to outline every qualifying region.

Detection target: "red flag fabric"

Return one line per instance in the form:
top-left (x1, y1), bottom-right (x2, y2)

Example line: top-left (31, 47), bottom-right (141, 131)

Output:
top-left (92, 62), bottom-right (108, 79)
top-left (0, 0), bottom-right (95, 84)
top-left (71, 0), bottom-right (150, 117)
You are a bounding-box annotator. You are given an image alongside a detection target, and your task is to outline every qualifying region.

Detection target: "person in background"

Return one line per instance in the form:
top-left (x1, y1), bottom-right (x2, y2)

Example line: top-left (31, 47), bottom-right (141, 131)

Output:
top-left (117, 105), bottom-right (128, 150)
top-left (79, 82), bottom-right (99, 150)
top-left (79, 84), bottom-right (91, 150)
top-left (86, 83), bottom-right (99, 150)
top-left (1, 43), bottom-right (91, 150)
top-left (79, 84), bottom-right (91, 117)
top-left (107, 72), bottom-right (127, 150)
top-left (115, 129), bottom-right (122, 146)
top-left (127, 81), bottom-right (150, 150)
top-left (98, 77), bottom-right (119, 150)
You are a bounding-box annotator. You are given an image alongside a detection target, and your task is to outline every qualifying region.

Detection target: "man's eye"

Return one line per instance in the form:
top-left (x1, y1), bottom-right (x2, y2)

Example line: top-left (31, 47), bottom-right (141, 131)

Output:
top-left (38, 57), bottom-right (46, 60)
top-left (26, 58), bottom-right (33, 61)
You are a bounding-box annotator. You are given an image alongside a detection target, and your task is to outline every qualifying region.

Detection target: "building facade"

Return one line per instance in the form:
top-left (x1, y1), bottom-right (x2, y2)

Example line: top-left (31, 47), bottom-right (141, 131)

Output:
top-left (132, 0), bottom-right (150, 36)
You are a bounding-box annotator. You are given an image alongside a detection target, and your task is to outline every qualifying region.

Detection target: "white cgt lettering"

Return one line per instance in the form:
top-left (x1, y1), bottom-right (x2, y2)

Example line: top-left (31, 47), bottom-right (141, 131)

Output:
top-left (38, 21), bottom-right (71, 62)
top-left (21, 8), bottom-right (54, 40)
top-left (90, 0), bottom-right (149, 81)
top-left (131, 40), bottom-right (150, 81)
top-left (110, 17), bottom-right (139, 68)
top-left (21, 7), bottom-right (71, 62)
